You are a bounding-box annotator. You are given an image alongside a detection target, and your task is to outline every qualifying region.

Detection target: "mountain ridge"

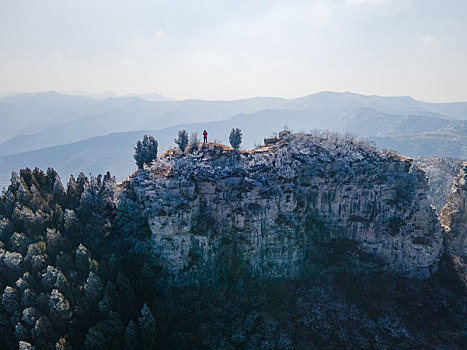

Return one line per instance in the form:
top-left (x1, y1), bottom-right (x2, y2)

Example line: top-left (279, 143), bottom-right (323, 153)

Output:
top-left (1, 105), bottom-right (466, 190)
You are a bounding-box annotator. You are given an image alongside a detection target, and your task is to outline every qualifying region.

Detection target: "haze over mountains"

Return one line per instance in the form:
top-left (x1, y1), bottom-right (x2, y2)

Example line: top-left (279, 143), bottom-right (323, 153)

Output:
top-left (0, 91), bottom-right (286, 156)
top-left (0, 91), bottom-right (466, 189)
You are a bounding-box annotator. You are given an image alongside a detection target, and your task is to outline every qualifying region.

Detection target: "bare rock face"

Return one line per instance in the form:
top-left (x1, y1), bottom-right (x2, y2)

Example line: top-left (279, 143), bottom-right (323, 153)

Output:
top-left (414, 157), bottom-right (463, 213)
top-left (440, 162), bottom-right (467, 285)
top-left (128, 134), bottom-right (443, 286)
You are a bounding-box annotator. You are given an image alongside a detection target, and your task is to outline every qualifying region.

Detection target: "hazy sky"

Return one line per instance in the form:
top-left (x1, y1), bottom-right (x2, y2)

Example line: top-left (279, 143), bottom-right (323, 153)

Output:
top-left (1, 0), bottom-right (466, 101)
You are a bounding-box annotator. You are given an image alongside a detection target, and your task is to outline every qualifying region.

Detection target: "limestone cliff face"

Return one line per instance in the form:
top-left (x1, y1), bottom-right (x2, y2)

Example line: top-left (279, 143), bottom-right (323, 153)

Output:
top-left (440, 162), bottom-right (467, 284)
top-left (127, 134), bottom-right (443, 285)
top-left (414, 157), bottom-right (463, 213)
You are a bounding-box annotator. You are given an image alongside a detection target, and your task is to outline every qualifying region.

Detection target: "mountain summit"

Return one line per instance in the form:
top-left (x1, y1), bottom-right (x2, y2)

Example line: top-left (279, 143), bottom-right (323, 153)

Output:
top-left (124, 132), bottom-right (443, 285)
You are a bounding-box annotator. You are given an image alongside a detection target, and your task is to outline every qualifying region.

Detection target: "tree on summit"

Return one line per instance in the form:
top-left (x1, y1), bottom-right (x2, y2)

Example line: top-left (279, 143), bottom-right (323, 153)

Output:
top-left (175, 129), bottom-right (189, 153)
top-left (229, 128), bottom-right (242, 150)
top-left (134, 135), bottom-right (158, 169)
top-left (188, 132), bottom-right (200, 152)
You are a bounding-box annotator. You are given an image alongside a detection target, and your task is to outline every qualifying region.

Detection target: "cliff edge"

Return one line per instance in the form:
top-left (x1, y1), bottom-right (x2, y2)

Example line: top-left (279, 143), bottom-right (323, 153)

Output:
top-left (440, 162), bottom-right (467, 285)
top-left (124, 133), bottom-right (443, 285)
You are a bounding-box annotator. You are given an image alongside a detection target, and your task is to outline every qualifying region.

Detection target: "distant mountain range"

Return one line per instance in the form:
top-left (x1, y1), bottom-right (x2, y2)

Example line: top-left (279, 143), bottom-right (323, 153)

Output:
top-left (0, 91), bottom-right (285, 156)
top-left (66, 91), bottom-right (176, 101)
top-left (0, 90), bottom-right (175, 102)
top-left (0, 91), bottom-right (466, 189)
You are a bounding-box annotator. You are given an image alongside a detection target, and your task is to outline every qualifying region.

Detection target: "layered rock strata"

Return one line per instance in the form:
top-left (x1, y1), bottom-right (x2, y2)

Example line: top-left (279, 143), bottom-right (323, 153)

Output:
top-left (127, 134), bottom-right (444, 286)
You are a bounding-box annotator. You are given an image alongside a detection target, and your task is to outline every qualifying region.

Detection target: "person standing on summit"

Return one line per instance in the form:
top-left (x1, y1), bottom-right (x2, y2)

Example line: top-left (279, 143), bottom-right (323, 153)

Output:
top-left (203, 130), bottom-right (208, 143)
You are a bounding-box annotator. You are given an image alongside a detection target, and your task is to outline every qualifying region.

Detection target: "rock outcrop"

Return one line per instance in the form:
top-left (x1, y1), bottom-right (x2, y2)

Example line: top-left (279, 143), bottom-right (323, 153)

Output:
top-left (126, 134), bottom-right (444, 286)
top-left (414, 157), bottom-right (463, 213)
top-left (440, 162), bottom-right (467, 285)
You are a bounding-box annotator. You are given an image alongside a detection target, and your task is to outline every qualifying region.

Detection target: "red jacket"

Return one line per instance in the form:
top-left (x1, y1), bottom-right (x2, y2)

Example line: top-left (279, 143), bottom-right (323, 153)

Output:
top-left (203, 131), bottom-right (208, 138)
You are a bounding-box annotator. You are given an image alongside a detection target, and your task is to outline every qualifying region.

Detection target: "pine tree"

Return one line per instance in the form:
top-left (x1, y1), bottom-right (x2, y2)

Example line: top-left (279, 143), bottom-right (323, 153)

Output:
top-left (83, 272), bottom-right (103, 306)
top-left (124, 320), bottom-right (140, 350)
top-left (2, 286), bottom-right (20, 314)
top-left (75, 244), bottom-right (92, 280)
top-left (134, 135), bottom-right (158, 169)
top-left (48, 289), bottom-right (72, 325)
top-left (229, 128), bottom-right (242, 150)
top-left (138, 303), bottom-right (156, 349)
top-left (103, 311), bottom-right (125, 349)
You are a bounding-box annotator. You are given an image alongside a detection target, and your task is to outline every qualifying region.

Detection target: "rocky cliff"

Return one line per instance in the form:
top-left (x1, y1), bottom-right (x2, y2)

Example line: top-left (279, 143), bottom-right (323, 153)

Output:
top-left (124, 133), bottom-right (444, 286)
top-left (440, 162), bottom-right (467, 285)
top-left (414, 157), bottom-right (463, 213)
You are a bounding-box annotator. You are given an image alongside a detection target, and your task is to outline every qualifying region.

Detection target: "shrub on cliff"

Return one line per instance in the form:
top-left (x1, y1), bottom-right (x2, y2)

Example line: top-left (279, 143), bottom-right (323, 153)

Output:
top-left (188, 132), bottom-right (200, 152)
top-left (175, 129), bottom-right (189, 153)
top-left (229, 128), bottom-right (242, 150)
top-left (134, 135), bottom-right (158, 169)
